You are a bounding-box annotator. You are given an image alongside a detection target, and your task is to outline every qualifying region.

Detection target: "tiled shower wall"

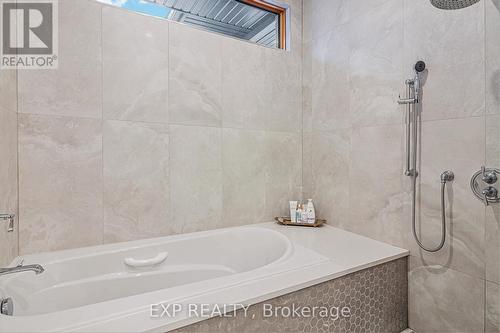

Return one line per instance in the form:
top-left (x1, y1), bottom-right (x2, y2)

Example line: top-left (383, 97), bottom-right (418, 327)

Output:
top-left (0, 52), bottom-right (18, 266)
top-left (1, 0), bottom-right (498, 332)
top-left (12, 0), bottom-right (303, 254)
top-left (303, 0), bottom-right (499, 332)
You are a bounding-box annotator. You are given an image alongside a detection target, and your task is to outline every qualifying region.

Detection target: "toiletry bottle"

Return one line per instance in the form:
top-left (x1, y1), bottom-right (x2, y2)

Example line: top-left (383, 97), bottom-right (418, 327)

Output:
top-left (306, 199), bottom-right (316, 224)
top-left (296, 203), bottom-right (303, 223)
top-left (301, 203), bottom-right (308, 224)
top-left (290, 201), bottom-right (298, 222)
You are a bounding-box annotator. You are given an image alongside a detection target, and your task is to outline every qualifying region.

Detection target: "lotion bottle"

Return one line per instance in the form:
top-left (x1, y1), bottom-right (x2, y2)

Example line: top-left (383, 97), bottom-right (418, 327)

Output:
top-left (296, 203), bottom-right (304, 223)
top-left (306, 199), bottom-right (316, 224)
top-left (289, 201), bottom-right (298, 222)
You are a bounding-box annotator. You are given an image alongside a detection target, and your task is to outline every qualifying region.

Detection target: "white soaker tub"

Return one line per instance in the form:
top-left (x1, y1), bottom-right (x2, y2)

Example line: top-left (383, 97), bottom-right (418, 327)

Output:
top-left (0, 223), bottom-right (408, 332)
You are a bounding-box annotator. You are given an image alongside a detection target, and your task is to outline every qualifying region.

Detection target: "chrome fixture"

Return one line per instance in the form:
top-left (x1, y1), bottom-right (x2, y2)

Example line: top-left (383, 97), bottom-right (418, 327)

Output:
top-left (410, 171), bottom-right (454, 253)
top-left (471, 167), bottom-right (500, 205)
top-left (430, 0), bottom-right (481, 10)
top-left (0, 298), bottom-right (13, 316)
top-left (0, 214), bottom-right (14, 232)
top-left (398, 61), bottom-right (426, 177)
top-left (399, 61), bottom-right (454, 252)
top-left (0, 259), bottom-right (44, 277)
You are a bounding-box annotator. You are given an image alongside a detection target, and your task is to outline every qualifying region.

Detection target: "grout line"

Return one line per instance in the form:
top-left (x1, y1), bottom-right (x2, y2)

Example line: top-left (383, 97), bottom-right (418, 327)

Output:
top-left (220, 35), bottom-right (226, 226)
top-left (14, 112), bottom-right (304, 135)
top-left (300, 0), bottom-right (304, 201)
top-left (167, 20), bottom-right (172, 227)
top-left (100, 4), bottom-right (105, 246)
top-left (16, 58), bottom-right (20, 257)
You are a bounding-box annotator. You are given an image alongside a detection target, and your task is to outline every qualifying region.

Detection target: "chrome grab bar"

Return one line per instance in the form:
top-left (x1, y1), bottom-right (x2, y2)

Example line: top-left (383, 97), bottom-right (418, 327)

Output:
top-left (399, 80), bottom-right (418, 177)
top-left (405, 83), bottom-right (411, 176)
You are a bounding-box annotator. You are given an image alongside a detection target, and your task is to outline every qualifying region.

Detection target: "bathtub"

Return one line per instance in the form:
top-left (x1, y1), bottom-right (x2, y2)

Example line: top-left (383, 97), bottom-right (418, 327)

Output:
top-left (0, 223), bottom-right (408, 332)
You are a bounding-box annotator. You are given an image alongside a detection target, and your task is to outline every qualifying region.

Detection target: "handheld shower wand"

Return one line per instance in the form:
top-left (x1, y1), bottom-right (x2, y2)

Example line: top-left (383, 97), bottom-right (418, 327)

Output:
top-left (398, 61), bottom-right (453, 253)
top-left (413, 61), bottom-right (426, 102)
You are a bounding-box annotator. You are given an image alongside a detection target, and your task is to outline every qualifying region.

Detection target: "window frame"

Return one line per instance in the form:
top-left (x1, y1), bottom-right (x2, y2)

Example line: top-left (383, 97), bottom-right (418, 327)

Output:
top-left (239, 0), bottom-right (287, 49)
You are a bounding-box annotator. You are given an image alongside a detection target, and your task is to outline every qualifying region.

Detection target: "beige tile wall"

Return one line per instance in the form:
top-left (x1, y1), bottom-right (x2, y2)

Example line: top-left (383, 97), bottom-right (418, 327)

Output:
top-left (15, 0), bottom-right (303, 255)
top-left (0, 67), bottom-right (18, 266)
top-left (486, 1), bottom-right (500, 332)
top-left (303, 0), bottom-right (495, 332)
top-left (3, 0), bottom-right (498, 332)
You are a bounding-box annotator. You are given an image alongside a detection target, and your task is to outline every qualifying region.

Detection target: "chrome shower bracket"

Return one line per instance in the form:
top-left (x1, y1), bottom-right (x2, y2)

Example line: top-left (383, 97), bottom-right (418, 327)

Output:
top-left (0, 214), bottom-right (15, 232)
top-left (471, 167), bottom-right (500, 206)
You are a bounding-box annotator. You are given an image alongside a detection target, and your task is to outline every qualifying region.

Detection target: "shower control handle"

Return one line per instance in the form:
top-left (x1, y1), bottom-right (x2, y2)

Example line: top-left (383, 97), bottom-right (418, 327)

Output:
top-left (482, 187), bottom-right (498, 206)
top-left (471, 167), bottom-right (500, 206)
top-left (482, 166), bottom-right (498, 184)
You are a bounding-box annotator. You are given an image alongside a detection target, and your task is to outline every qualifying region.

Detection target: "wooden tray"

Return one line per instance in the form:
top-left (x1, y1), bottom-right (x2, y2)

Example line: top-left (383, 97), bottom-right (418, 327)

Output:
top-left (275, 217), bottom-right (326, 227)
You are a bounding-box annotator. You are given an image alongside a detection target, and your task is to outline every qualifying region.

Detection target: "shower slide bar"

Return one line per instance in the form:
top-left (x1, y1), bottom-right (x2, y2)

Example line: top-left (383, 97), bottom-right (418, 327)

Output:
top-left (398, 61), bottom-right (454, 253)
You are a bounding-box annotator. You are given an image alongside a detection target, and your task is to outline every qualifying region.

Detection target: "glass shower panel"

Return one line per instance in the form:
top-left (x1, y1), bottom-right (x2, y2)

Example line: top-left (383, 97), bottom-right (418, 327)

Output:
top-left (485, 0), bottom-right (500, 331)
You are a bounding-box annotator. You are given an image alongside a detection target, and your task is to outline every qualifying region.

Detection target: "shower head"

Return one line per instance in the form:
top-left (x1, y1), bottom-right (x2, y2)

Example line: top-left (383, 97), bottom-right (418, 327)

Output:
top-left (415, 61), bottom-right (426, 73)
top-left (430, 0), bottom-right (481, 10)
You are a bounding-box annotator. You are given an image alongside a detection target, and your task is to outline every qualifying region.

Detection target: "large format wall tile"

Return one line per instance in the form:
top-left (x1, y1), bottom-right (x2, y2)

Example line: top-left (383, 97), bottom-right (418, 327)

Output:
top-left (287, 0), bottom-right (303, 57)
top-left (302, 0), bottom-right (348, 42)
top-left (13, 0), bottom-right (304, 256)
top-left (0, 69), bottom-right (17, 113)
top-left (303, 1), bottom-right (493, 333)
top-left (486, 0), bottom-right (500, 116)
top-left (102, 7), bottom-right (169, 123)
top-left (222, 128), bottom-right (267, 226)
top-left (169, 125), bottom-right (223, 233)
top-left (221, 38), bottom-right (301, 132)
top-left (486, 115), bottom-right (500, 283)
top-left (265, 51), bottom-right (302, 133)
top-left (347, 0), bottom-right (394, 20)
top-left (349, 124), bottom-right (409, 249)
top-left (404, 0), bottom-right (485, 122)
top-left (404, 0), bottom-right (484, 69)
top-left (0, 59), bottom-right (18, 266)
top-left (348, 0), bottom-right (404, 128)
top-left (302, 39), bottom-right (313, 134)
top-left (486, 9), bottom-right (500, 332)
top-left (103, 120), bottom-right (169, 243)
top-left (486, 206), bottom-right (500, 284)
top-left (264, 131), bottom-right (302, 219)
top-left (0, 108), bottom-right (18, 266)
top-left (19, 114), bottom-right (103, 254)
top-left (308, 130), bottom-right (350, 227)
top-left (409, 256), bottom-right (485, 333)
top-left (18, 0), bottom-right (102, 118)
top-left (416, 62), bottom-right (484, 121)
top-left (412, 117), bottom-right (485, 279)
top-left (310, 24), bottom-right (351, 131)
top-left (169, 23), bottom-right (222, 127)
top-left (487, 281), bottom-right (500, 333)
top-left (222, 128), bottom-right (302, 226)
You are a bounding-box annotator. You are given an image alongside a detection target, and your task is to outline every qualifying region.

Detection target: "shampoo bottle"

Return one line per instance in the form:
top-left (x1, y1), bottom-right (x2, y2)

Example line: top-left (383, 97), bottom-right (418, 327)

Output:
top-left (297, 203), bottom-right (304, 223)
top-left (306, 199), bottom-right (316, 224)
top-left (301, 203), bottom-right (308, 224)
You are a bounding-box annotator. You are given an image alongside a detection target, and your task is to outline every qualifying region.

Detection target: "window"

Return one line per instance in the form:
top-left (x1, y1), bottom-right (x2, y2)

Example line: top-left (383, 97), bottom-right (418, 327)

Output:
top-left (99, 0), bottom-right (287, 49)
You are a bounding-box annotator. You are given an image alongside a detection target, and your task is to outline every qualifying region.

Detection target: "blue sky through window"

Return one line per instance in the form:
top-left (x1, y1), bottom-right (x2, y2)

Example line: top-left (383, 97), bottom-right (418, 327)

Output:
top-left (99, 0), bottom-right (171, 18)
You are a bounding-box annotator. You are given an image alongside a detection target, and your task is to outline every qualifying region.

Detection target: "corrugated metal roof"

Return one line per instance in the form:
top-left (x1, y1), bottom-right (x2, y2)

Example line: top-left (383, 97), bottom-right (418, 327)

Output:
top-left (145, 0), bottom-right (279, 48)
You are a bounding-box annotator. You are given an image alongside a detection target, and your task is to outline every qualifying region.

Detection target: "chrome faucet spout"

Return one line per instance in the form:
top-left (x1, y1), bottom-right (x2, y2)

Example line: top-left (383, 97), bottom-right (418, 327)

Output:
top-left (0, 263), bottom-right (45, 276)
